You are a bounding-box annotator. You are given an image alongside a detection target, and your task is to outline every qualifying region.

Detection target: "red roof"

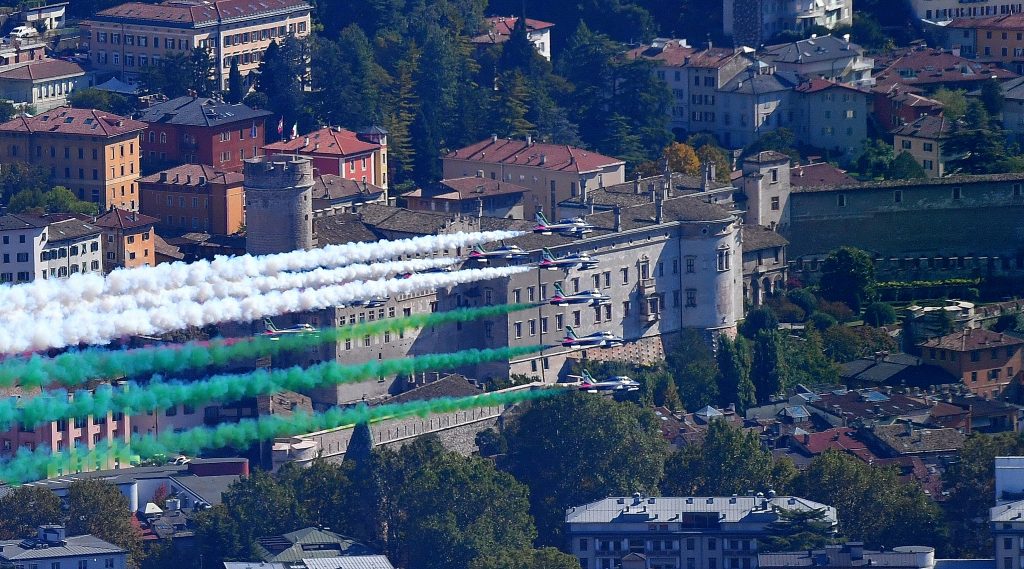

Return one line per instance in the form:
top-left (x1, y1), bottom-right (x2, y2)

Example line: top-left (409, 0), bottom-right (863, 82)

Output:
top-left (264, 126), bottom-right (380, 157)
top-left (891, 114), bottom-right (952, 139)
top-left (919, 327), bottom-right (1024, 351)
top-left (139, 164), bottom-right (244, 187)
top-left (626, 39), bottom-right (696, 68)
top-left (0, 58), bottom-right (84, 81)
top-left (94, 207), bottom-right (158, 230)
top-left (794, 78), bottom-right (867, 94)
top-left (794, 427), bottom-right (870, 455)
top-left (790, 163), bottom-right (858, 188)
top-left (484, 16), bottom-right (553, 34)
top-left (91, 0), bottom-right (310, 26)
top-left (948, 13), bottom-right (1024, 30)
top-left (685, 48), bottom-right (740, 69)
top-left (445, 138), bottom-right (623, 174)
top-left (0, 108), bottom-right (146, 137)
top-left (874, 47), bottom-right (1017, 90)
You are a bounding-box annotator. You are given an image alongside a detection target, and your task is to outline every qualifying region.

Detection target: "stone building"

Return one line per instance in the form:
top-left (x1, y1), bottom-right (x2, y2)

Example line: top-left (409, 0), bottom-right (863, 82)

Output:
top-left (244, 154), bottom-right (315, 256)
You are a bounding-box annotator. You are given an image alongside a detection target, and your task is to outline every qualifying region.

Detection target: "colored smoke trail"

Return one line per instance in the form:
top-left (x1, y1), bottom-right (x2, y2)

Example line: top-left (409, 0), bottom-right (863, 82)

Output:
top-left (36, 257), bottom-right (458, 320)
top-left (0, 266), bottom-right (529, 353)
top-left (0, 230), bottom-right (524, 313)
top-left (0, 387), bottom-right (564, 484)
top-left (3, 345), bottom-right (545, 429)
top-left (0, 304), bottom-right (535, 390)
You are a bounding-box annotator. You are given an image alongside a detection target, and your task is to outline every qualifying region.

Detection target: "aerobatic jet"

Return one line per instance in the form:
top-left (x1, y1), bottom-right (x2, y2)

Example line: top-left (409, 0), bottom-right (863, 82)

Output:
top-left (263, 318), bottom-right (318, 339)
top-left (347, 296), bottom-right (389, 308)
top-left (547, 283), bottom-right (610, 307)
top-left (560, 326), bottom-right (624, 348)
top-left (577, 369), bottom-right (640, 392)
top-left (467, 242), bottom-right (528, 262)
top-left (532, 212), bottom-right (594, 236)
top-left (538, 248), bottom-right (598, 271)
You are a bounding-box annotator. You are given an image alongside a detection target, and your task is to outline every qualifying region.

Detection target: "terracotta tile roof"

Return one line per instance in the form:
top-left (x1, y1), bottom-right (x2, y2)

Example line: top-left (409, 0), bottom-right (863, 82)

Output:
top-left (91, 0), bottom-right (310, 27)
top-left (891, 114), bottom-right (952, 139)
top-left (94, 207), bottom-right (158, 230)
top-left (140, 164), bottom-right (244, 186)
top-left (626, 39), bottom-right (696, 67)
top-left (948, 13), bottom-right (1024, 30)
top-left (264, 126), bottom-right (380, 157)
top-left (869, 423), bottom-right (966, 455)
top-left (0, 107), bottom-right (146, 137)
top-left (685, 47), bottom-right (741, 68)
top-left (919, 327), bottom-right (1024, 351)
top-left (152, 234), bottom-right (184, 260)
top-left (470, 16), bottom-right (554, 44)
top-left (0, 58), bottom-right (83, 81)
top-left (790, 163), bottom-right (857, 188)
top-left (873, 47), bottom-right (1017, 90)
top-left (445, 138), bottom-right (624, 174)
top-left (793, 427), bottom-right (869, 455)
top-left (794, 78), bottom-right (867, 94)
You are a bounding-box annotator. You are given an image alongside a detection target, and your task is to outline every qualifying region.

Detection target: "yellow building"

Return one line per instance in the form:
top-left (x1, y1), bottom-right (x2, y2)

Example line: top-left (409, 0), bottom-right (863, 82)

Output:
top-left (891, 115), bottom-right (953, 178)
top-left (94, 208), bottom-right (157, 271)
top-left (0, 108), bottom-right (146, 211)
top-left (81, 0), bottom-right (312, 91)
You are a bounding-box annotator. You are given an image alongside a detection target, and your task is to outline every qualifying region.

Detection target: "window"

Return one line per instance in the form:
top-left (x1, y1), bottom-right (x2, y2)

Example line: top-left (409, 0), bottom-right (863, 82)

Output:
top-left (901, 140), bottom-right (912, 150)
top-left (771, 196), bottom-right (780, 210)
top-left (953, 186), bottom-right (962, 199)
top-left (972, 351), bottom-right (981, 362)
top-left (541, 317), bottom-right (548, 334)
top-left (837, 194), bottom-right (847, 207)
top-left (686, 256), bottom-right (695, 273)
top-left (923, 142), bottom-right (934, 152)
top-left (555, 314), bottom-right (564, 330)
top-left (621, 268), bottom-right (629, 284)
top-left (573, 310), bottom-right (581, 326)
top-left (514, 322), bottom-right (522, 339)
top-left (717, 249), bottom-right (730, 271)
top-left (512, 288), bottom-right (521, 303)
top-left (894, 190), bottom-right (903, 203)
top-left (165, 406), bottom-right (177, 416)
top-left (1015, 183), bottom-right (1022, 197)
top-left (685, 289), bottom-right (697, 307)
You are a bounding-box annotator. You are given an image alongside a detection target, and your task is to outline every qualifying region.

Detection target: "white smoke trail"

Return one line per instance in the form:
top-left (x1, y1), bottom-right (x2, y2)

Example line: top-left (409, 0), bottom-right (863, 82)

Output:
top-left (31, 257), bottom-right (458, 319)
top-left (0, 266), bottom-right (529, 353)
top-left (0, 230), bottom-right (523, 313)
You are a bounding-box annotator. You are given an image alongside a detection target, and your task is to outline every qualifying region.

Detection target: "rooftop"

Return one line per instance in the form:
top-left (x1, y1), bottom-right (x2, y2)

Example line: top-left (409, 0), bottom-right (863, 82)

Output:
top-left (312, 213), bottom-right (378, 245)
top-left (311, 174), bottom-right (384, 204)
top-left (300, 557), bottom-right (396, 569)
top-left (869, 423), bottom-right (966, 455)
top-left (790, 163), bottom-right (858, 188)
top-left (0, 107), bottom-right (146, 137)
top-left (254, 527), bottom-right (374, 563)
top-left (140, 164), bottom-right (244, 187)
top-left (811, 389), bottom-right (932, 420)
top-left (0, 213), bottom-right (46, 231)
top-left (891, 114), bottom-right (952, 139)
top-left (445, 138), bottom-right (624, 174)
top-left (794, 78), bottom-right (868, 95)
top-left (685, 47), bottom-right (743, 69)
top-left (874, 46), bottom-right (1017, 90)
top-left (94, 207), bottom-right (159, 231)
top-left (791, 171), bottom-right (1024, 193)
top-left (720, 68), bottom-right (799, 94)
top-left (0, 534), bottom-right (124, 561)
top-left (0, 58), bottom-right (83, 81)
top-left (759, 545), bottom-right (934, 569)
top-left (411, 176), bottom-right (530, 200)
top-left (264, 126), bottom-right (380, 157)
top-left (565, 495), bottom-right (836, 525)
top-left (387, 374), bottom-right (483, 405)
top-left (743, 224), bottom-right (788, 251)
top-left (89, 0), bottom-right (310, 27)
top-left (559, 172), bottom-right (730, 210)
top-left (46, 217), bottom-right (102, 242)
top-left (840, 353), bottom-right (956, 387)
top-left (948, 13), bottom-right (1024, 30)
top-left (760, 34), bottom-right (865, 64)
top-left (470, 16), bottom-right (554, 44)
top-left (919, 328), bottom-right (1024, 351)
top-left (626, 38), bottom-right (696, 67)
top-left (137, 96), bottom-right (270, 128)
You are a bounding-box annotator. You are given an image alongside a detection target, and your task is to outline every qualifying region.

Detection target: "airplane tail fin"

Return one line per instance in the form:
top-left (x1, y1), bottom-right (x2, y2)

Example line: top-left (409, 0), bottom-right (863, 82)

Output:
top-left (553, 282), bottom-right (566, 296)
top-left (565, 325), bottom-right (578, 339)
top-left (471, 244), bottom-right (486, 255)
top-left (581, 369), bottom-right (595, 383)
top-left (263, 318), bottom-right (277, 332)
top-left (535, 211), bottom-right (549, 225)
top-left (541, 248), bottom-right (555, 261)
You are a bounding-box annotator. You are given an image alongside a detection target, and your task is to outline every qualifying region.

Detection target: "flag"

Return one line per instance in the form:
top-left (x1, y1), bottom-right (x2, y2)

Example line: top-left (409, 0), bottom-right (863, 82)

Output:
top-left (276, 117), bottom-right (283, 136)
top-left (291, 122), bottom-right (298, 140)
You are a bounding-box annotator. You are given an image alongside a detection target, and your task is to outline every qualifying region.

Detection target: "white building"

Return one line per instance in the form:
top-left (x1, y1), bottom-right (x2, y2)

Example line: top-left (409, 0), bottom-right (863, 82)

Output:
top-left (0, 58), bottom-right (88, 112)
top-left (0, 526), bottom-right (126, 569)
top-left (724, 0), bottom-right (853, 47)
top-left (471, 16), bottom-right (555, 61)
top-left (626, 39), bottom-right (695, 133)
top-left (0, 213), bottom-right (103, 283)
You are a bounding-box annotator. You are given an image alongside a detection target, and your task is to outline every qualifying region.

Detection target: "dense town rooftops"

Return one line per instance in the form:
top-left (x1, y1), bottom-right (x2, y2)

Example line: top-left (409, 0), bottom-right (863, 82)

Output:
top-left (626, 38), bottom-right (695, 67)
top-left (0, 58), bottom-right (83, 81)
top-left (0, 108), bottom-right (146, 137)
top-left (407, 177), bottom-right (529, 201)
top-left (565, 495), bottom-right (836, 525)
top-left (445, 138), bottom-right (624, 174)
top-left (89, 0), bottom-right (310, 27)
top-left (265, 126), bottom-right (380, 157)
top-left (790, 163), bottom-right (858, 188)
top-left (559, 172), bottom-right (731, 210)
top-left (873, 47), bottom-right (1017, 89)
top-left (919, 328), bottom-right (1024, 351)
top-left (811, 388), bottom-right (931, 419)
top-left (760, 35), bottom-right (865, 64)
top-left (137, 96), bottom-right (271, 127)
top-left (312, 214), bottom-right (378, 245)
top-left (869, 423), bottom-right (966, 454)
top-left (978, 76), bottom-right (1024, 101)
top-left (94, 208), bottom-right (159, 231)
top-left (891, 114), bottom-right (952, 139)
top-left (141, 164), bottom-right (245, 187)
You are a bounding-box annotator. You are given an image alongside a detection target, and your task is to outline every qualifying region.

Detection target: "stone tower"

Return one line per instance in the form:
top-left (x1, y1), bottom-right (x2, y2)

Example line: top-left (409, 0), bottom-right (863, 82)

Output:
top-left (741, 151), bottom-right (791, 231)
top-left (244, 154), bottom-right (315, 256)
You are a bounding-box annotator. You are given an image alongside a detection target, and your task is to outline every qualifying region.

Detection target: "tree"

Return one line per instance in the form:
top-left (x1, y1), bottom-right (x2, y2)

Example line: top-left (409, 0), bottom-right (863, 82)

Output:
top-left (863, 302), bottom-right (897, 327)
top-left (741, 307), bottom-right (779, 338)
top-left (981, 78), bottom-right (1005, 117)
top-left (751, 330), bottom-right (787, 404)
top-left (0, 100), bottom-right (15, 123)
top-left (313, 28), bottom-right (390, 128)
top-left (0, 486), bottom-right (62, 539)
top-left (819, 247), bottom-right (876, 311)
top-left (663, 142), bottom-right (700, 176)
top-left (192, 505), bottom-right (243, 569)
top-left (66, 480), bottom-right (144, 567)
top-left (888, 151), bottom-right (926, 179)
top-left (696, 143), bottom-right (731, 181)
top-left (945, 102), bottom-right (1019, 175)
top-left (932, 88), bottom-right (967, 120)
top-left (744, 128), bottom-right (799, 163)
top-left (716, 335), bottom-right (755, 412)
top-left (219, 470), bottom-right (302, 555)
top-left (821, 324), bottom-right (897, 363)
top-left (8, 186), bottom-right (98, 215)
top-left (782, 329), bottom-right (840, 387)
top-left (0, 162), bottom-right (50, 203)
top-left (502, 392), bottom-right (668, 545)
top-left (227, 58), bottom-right (244, 104)
top-left (662, 420), bottom-right (791, 496)
top-left (472, 547), bottom-right (581, 569)
top-left (495, 71), bottom-right (536, 138)
top-left (854, 139), bottom-right (895, 180)
top-left (794, 451), bottom-right (946, 550)
top-left (809, 311), bottom-right (838, 331)
top-left (382, 40), bottom-right (420, 188)
top-left (255, 39), bottom-right (309, 139)
top-left (342, 422), bottom-right (384, 546)
top-left (275, 460), bottom-right (352, 535)
top-left (786, 288), bottom-right (818, 319)
top-left (761, 508), bottom-right (836, 552)
top-left (666, 329), bottom-right (720, 411)
top-left (475, 428), bottom-right (507, 457)
top-left (398, 452), bottom-right (536, 569)
top-left (140, 48), bottom-right (215, 98)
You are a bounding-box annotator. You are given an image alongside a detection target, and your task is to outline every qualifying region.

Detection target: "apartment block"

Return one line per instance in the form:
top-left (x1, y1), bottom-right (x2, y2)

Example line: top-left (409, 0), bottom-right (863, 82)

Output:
top-left (566, 494), bottom-right (837, 569)
top-left (80, 0), bottom-right (312, 89)
top-left (140, 164), bottom-right (245, 235)
top-left (759, 35), bottom-right (874, 86)
top-left (0, 58), bottom-right (88, 112)
top-left (94, 208), bottom-right (158, 271)
top-left (0, 213), bottom-right (103, 283)
top-left (919, 328), bottom-right (1024, 398)
top-left (725, 0), bottom-right (852, 47)
top-left (264, 126), bottom-right (389, 190)
top-left (626, 39), bottom-right (695, 133)
top-left (891, 115), bottom-right (953, 178)
top-left (0, 526), bottom-right (126, 569)
top-left (0, 108), bottom-right (146, 211)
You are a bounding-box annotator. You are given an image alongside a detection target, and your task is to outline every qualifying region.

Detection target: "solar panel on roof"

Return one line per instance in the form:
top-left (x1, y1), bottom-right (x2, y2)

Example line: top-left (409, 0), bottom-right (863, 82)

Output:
top-left (864, 391), bottom-right (890, 402)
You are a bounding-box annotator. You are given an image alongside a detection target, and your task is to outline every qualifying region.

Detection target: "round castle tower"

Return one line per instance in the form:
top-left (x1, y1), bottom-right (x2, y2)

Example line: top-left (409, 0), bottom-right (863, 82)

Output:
top-left (244, 154), bottom-right (315, 256)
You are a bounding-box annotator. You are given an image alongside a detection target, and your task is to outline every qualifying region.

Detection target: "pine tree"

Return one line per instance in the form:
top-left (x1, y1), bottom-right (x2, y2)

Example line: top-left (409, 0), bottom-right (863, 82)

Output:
top-left (344, 423), bottom-right (384, 547)
top-left (227, 58), bottom-right (244, 104)
top-left (384, 41), bottom-right (419, 188)
top-left (497, 71), bottom-right (536, 138)
top-left (751, 330), bottom-right (787, 404)
top-left (717, 335), bottom-right (754, 412)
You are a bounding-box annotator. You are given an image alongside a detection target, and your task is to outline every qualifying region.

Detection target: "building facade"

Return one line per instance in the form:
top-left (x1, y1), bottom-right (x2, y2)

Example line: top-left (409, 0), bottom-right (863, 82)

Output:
top-left (404, 175), bottom-right (528, 219)
top-left (566, 495), bottom-right (837, 569)
top-left (725, 0), bottom-right (852, 47)
top-left (0, 108), bottom-right (146, 211)
top-left (442, 137), bottom-right (625, 217)
top-left (0, 526), bottom-right (127, 569)
top-left (244, 154), bottom-right (315, 256)
top-left (792, 80), bottom-right (870, 158)
top-left (81, 0), bottom-right (312, 90)
top-left (264, 126), bottom-right (388, 189)
top-left (94, 208), bottom-right (158, 271)
top-left (137, 96), bottom-right (271, 172)
top-left (759, 35), bottom-right (874, 86)
top-left (470, 16), bottom-right (555, 61)
top-left (0, 58), bottom-right (88, 112)
top-left (140, 164), bottom-right (245, 235)
top-left (0, 214), bottom-right (103, 283)
top-left (627, 39), bottom-right (696, 133)
top-left (919, 328), bottom-right (1024, 398)
top-left (892, 115), bottom-right (953, 178)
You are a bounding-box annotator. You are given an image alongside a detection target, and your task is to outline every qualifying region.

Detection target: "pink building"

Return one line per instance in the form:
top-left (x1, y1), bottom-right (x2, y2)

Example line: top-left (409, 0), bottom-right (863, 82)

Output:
top-left (263, 126), bottom-right (388, 189)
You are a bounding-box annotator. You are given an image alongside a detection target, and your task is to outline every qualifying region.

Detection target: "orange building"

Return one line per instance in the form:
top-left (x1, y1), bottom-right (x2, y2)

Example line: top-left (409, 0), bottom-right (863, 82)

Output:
top-left (94, 208), bottom-right (157, 271)
top-left (949, 14), bottom-right (1024, 66)
top-left (919, 328), bottom-right (1024, 398)
top-left (0, 108), bottom-right (146, 211)
top-left (139, 164), bottom-right (245, 235)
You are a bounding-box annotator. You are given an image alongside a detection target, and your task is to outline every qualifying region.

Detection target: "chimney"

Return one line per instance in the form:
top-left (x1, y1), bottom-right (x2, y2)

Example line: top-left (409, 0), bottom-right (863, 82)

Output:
top-left (614, 205), bottom-right (622, 232)
top-left (186, 174), bottom-right (192, 184)
top-left (303, 136), bottom-right (309, 147)
top-left (477, 197), bottom-right (484, 219)
top-left (655, 194), bottom-right (664, 224)
top-left (580, 178), bottom-right (588, 203)
top-left (589, 198), bottom-right (595, 215)
top-left (526, 135), bottom-right (533, 145)
top-left (539, 153), bottom-right (546, 165)
top-left (491, 133), bottom-right (498, 143)
top-left (633, 175), bottom-right (641, 194)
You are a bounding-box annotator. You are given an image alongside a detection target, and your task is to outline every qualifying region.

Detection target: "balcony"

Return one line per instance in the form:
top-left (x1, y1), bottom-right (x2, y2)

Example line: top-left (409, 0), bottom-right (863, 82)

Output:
top-left (638, 277), bottom-right (656, 295)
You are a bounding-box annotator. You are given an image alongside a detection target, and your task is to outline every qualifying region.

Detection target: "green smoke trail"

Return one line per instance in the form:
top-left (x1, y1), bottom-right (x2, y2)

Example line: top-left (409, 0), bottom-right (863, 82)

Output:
top-left (0, 386), bottom-right (565, 484)
top-left (0, 304), bottom-right (535, 390)
top-left (3, 344), bottom-right (545, 429)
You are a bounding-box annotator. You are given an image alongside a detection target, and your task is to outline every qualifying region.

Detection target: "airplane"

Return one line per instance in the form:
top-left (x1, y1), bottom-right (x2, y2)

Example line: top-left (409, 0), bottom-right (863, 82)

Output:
top-left (395, 266), bottom-right (454, 279)
top-left (548, 283), bottom-right (610, 307)
top-left (538, 248), bottom-right (598, 271)
top-left (394, 271), bottom-right (415, 280)
top-left (263, 318), bottom-right (318, 339)
top-left (577, 369), bottom-right (640, 392)
top-left (467, 242), bottom-right (528, 262)
top-left (533, 211), bottom-right (594, 236)
top-left (560, 326), bottom-right (624, 349)
top-left (347, 296), bottom-right (389, 308)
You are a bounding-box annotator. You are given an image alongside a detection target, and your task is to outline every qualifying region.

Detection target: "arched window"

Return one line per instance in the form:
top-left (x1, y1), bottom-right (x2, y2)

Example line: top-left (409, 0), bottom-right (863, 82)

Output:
top-left (159, 132), bottom-right (167, 144)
